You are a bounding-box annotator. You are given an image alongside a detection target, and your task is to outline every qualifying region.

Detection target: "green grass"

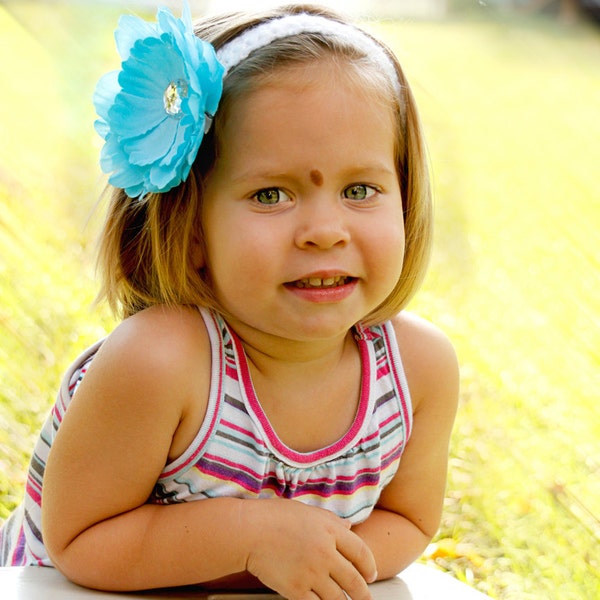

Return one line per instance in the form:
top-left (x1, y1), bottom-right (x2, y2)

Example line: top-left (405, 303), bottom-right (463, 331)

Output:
top-left (1, 2), bottom-right (599, 598)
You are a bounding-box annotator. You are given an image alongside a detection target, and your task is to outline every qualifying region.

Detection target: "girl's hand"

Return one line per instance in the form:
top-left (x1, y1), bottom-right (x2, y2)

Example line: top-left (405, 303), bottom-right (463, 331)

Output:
top-left (242, 499), bottom-right (376, 600)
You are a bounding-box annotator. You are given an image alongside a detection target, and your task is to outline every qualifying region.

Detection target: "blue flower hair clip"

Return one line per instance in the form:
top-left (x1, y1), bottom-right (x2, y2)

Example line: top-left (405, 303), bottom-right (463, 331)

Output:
top-left (93, 2), bottom-right (224, 199)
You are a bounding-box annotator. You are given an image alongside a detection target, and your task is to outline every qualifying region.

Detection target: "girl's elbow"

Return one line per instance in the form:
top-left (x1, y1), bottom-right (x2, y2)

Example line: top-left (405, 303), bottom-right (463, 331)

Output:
top-left (43, 529), bottom-right (117, 591)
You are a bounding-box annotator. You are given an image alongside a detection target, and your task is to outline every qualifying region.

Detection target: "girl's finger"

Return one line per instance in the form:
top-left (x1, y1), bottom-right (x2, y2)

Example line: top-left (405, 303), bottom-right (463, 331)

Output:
top-left (330, 557), bottom-right (373, 600)
top-left (336, 528), bottom-right (377, 584)
top-left (298, 590), bottom-right (321, 600)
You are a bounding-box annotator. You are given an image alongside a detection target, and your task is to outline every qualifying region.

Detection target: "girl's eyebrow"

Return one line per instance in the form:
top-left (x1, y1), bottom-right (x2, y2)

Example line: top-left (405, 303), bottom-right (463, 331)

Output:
top-left (230, 170), bottom-right (294, 185)
top-left (342, 164), bottom-right (397, 178)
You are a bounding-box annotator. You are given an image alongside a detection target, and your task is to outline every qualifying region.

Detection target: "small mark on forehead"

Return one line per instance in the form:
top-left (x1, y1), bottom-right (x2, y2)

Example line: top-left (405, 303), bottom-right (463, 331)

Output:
top-left (310, 169), bottom-right (324, 187)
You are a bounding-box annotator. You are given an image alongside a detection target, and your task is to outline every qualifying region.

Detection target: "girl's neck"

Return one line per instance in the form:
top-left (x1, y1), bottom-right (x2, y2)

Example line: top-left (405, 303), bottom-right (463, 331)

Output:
top-left (225, 316), bottom-right (363, 452)
top-left (224, 315), bottom-right (357, 378)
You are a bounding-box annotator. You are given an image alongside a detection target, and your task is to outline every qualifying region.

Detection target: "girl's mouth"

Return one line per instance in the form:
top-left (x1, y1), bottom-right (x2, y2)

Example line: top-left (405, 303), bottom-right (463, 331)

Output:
top-left (290, 276), bottom-right (354, 289)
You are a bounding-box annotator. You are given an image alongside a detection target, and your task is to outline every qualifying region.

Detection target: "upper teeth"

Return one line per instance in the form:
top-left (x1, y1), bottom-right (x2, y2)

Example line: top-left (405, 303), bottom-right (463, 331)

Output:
top-left (296, 276), bottom-right (348, 288)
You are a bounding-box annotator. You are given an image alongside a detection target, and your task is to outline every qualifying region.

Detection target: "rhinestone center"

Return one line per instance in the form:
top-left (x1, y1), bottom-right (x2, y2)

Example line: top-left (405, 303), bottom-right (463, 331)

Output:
top-left (163, 80), bottom-right (188, 117)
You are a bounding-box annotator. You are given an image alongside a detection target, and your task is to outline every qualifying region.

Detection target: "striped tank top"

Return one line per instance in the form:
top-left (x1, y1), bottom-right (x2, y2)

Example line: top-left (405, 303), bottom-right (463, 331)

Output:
top-left (0, 308), bottom-right (412, 566)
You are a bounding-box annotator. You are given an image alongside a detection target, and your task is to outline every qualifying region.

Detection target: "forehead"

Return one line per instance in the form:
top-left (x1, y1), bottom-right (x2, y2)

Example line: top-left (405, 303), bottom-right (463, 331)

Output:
top-left (230, 52), bottom-right (396, 112)
top-left (213, 59), bottom-right (399, 174)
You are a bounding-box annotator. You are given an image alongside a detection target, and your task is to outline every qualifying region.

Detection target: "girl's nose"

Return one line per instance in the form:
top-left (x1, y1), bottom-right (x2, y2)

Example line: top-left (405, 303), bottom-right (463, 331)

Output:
top-left (293, 199), bottom-right (351, 250)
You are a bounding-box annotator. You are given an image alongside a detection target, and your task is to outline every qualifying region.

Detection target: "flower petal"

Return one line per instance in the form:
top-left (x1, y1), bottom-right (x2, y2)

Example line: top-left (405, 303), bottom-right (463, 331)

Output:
top-left (120, 36), bottom-right (184, 95)
top-left (148, 166), bottom-right (180, 192)
top-left (124, 119), bottom-right (178, 166)
top-left (101, 136), bottom-right (145, 194)
top-left (159, 115), bottom-right (198, 169)
top-left (109, 94), bottom-right (167, 139)
top-left (94, 119), bottom-right (110, 139)
top-left (115, 14), bottom-right (158, 60)
top-left (93, 71), bottom-right (120, 127)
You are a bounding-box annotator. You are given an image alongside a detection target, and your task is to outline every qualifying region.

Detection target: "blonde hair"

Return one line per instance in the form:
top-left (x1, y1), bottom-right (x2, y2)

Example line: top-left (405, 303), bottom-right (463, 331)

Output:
top-left (96, 3), bottom-right (432, 325)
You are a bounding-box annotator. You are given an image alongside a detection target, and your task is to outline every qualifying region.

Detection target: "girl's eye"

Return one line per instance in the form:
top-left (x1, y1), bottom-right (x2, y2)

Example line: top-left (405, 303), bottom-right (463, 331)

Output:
top-left (343, 184), bottom-right (377, 201)
top-left (253, 188), bottom-right (291, 205)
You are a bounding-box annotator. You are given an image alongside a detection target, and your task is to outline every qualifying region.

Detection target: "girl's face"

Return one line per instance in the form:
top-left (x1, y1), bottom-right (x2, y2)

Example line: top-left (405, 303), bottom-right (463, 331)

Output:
top-left (201, 60), bottom-right (405, 345)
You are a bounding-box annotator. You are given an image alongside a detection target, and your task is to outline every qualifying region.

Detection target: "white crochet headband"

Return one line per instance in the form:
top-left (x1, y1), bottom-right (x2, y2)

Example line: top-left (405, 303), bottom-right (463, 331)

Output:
top-left (216, 13), bottom-right (402, 96)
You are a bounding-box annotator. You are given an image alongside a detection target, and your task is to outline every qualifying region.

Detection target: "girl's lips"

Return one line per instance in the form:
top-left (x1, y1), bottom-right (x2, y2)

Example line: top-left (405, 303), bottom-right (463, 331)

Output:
top-left (291, 275), bottom-right (354, 289)
top-left (284, 276), bottom-right (358, 302)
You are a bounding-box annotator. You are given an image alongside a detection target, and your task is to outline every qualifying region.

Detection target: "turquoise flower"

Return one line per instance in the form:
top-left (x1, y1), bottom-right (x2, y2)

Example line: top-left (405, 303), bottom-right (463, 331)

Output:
top-left (93, 3), bottom-right (224, 198)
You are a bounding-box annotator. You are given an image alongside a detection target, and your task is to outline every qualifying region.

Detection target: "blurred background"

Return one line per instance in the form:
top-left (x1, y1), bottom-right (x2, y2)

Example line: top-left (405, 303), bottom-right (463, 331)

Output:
top-left (0, 1), bottom-right (598, 597)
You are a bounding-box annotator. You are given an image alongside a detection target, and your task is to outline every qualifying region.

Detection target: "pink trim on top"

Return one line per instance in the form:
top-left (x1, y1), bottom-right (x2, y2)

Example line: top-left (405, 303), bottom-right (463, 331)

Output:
top-left (160, 311), bottom-right (224, 479)
top-left (230, 328), bottom-right (372, 465)
top-left (382, 322), bottom-right (412, 440)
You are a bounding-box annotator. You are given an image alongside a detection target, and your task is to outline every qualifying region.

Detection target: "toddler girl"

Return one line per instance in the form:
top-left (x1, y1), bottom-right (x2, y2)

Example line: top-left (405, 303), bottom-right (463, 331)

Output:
top-left (0, 3), bottom-right (459, 599)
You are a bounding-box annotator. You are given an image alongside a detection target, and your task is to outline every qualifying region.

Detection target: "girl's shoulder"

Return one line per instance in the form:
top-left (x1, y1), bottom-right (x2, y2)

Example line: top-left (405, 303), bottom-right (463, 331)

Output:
top-left (82, 305), bottom-right (213, 460)
top-left (103, 304), bottom-right (211, 364)
top-left (98, 304), bottom-right (212, 393)
top-left (388, 311), bottom-right (459, 413)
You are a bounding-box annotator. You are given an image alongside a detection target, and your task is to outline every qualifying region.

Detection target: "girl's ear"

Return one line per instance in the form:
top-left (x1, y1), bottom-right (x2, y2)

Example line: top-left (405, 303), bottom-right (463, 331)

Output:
top-left (190, 233), bottom-right (205, 269)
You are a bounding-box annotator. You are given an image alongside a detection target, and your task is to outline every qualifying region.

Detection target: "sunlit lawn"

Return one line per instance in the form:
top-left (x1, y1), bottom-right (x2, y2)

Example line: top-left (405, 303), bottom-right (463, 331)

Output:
top-left (1, 2), bottom-right (599, 598)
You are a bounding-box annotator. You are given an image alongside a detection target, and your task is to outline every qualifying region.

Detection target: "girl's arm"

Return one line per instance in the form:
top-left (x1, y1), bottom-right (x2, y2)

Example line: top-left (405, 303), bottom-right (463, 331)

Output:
top-left (42, 306), bottom-right (376, 598)
top-left (352, 312), bottom-right (459, 578)
top-left (42, 305), bottom-right (241, 589)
